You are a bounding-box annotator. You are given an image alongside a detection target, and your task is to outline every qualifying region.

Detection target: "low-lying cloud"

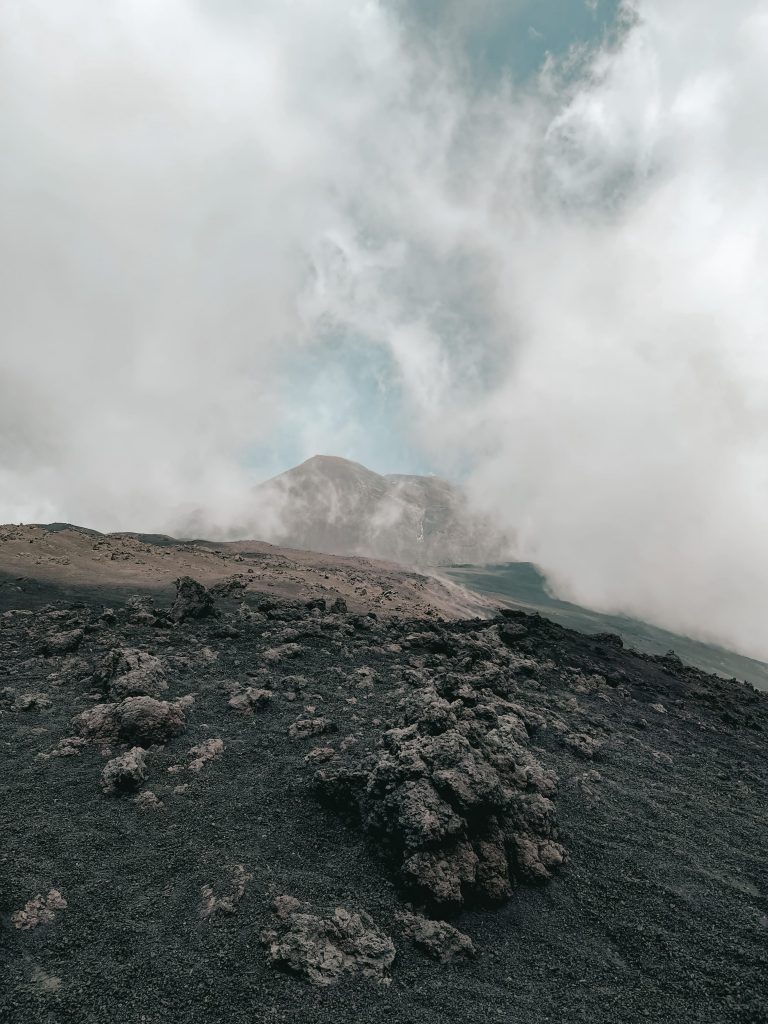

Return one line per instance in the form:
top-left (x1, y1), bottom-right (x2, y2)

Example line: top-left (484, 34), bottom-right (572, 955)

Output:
top-left (2, 1), bottom-right (768, 660)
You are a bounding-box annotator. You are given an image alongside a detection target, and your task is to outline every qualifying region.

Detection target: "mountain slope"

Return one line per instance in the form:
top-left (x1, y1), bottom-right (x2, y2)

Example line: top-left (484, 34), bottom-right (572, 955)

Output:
top-left (2, 578), bottom-right (766, 1023)
top-left (248, 455), bottom-right (510, 565)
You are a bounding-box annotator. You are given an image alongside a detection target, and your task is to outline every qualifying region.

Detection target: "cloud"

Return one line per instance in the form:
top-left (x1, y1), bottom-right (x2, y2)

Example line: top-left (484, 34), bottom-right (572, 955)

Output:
top-left (2, 1), bottom-right (768, 660)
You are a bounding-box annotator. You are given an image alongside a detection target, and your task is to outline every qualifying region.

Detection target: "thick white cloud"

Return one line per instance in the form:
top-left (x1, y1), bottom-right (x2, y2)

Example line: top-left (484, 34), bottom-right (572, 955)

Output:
top-left (2, 0), bottom-right (768, 660)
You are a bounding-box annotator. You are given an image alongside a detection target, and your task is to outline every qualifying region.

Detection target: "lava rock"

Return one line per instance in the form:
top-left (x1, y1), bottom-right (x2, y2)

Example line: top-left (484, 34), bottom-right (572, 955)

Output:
top-left (73, 696), bottom-right (188, 747)
top-left (397, 912), bottom-right (476, 962)
top-left (313, 683), bottom-right (566, 909)
top-left (101, 746), bottom-right (148, 794)
top-left (170, 577), bottom-right (216, 623)
top-left (261, 897), bottom-right (395, 987)
top-left (228, 687), bottom-right (273, 715)
top-left (41, 628), bottom-right (84, 656)
top-left (288, 716), bottom-right (336, 739)
top-left (95, 647), bottom-right (168, 699)
top-left (11, 890), bottom-right (67, 930)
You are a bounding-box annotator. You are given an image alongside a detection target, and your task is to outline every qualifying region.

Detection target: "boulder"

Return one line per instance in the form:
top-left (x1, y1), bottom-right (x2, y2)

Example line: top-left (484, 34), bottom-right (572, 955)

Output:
top-left (115, 696), bottom-right (188, 745)
top-left (397, 912), bottom-right (476, 962)
top-left (288, 716), bottom-right (336, 739)
top-left (96, 647), bottom-right (168, 699)
top-left (170, 577), bottom-right (216, 623)
top-left (73, 696), bottom-right (188, 747)
top-left (41, 629), bottom-right (84, 656)
top-left (313, 683), bottom-right (566, 909)
top-left (228, 687), bottom-right (272, 715)
top-left (261, 898), bottom-right (395, 987)
top-left (101, 747), bottom-right (148, 794)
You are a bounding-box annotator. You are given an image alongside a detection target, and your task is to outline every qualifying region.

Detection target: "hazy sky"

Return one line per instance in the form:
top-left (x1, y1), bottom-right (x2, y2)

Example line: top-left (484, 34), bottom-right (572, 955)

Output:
top-left (3, 1), bottom-right (768, 661)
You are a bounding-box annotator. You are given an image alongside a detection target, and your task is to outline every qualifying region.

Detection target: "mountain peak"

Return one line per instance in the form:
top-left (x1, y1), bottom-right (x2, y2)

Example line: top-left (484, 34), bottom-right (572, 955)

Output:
top-left (250, 455), bottom-right (511, 566)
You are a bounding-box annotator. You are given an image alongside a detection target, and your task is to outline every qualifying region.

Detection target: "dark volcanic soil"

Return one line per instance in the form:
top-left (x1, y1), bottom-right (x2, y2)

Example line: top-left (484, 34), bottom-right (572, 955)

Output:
top-left (1, 577), bottom-right (766, 1024)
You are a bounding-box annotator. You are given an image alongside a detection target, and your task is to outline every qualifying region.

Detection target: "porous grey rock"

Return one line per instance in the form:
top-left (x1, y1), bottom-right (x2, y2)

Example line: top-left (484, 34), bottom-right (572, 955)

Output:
top-left (261, 898), bottom-right (395, 987)
top-left (313, 683), bottom-right (566, 909)
top-left (12, 889), bottom-right (67, 930)
top-left (187, 738), bottom-right (224, 772)
top-left (288, 716), bottom-right (336, 739)
top-left (72, 696), bottom-right (188, 747)
top-left (397, 912), bottom-right (476, 961)
top-left (96, 648), bottom-right (168, 699)
top-left (42, 629), bottom-right (84, 656)
top-left (101, 746), bottom-right (147, 794)
top-left (228, 687), bottom-right (272, 715)
top-left (171, 577), bottom-right (216, 623)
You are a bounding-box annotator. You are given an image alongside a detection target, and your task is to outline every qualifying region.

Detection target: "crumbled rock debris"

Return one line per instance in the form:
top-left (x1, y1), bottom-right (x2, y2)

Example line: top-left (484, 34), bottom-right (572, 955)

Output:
top-left (12, 890), bottom-right (67, 930)
top-left (261, 897), bottom-right (395, 987)
top-left (199, 864), bottom-right (251, 919)
top-left (187, 737), bottom-right (224, 772)
top-left (29, 968), bottom-right (63, 993)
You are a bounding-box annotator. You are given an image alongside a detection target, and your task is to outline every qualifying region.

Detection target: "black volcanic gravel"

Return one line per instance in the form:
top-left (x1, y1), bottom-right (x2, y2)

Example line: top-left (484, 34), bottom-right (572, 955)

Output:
top-left (1, 577), bottom-right (767, 1023)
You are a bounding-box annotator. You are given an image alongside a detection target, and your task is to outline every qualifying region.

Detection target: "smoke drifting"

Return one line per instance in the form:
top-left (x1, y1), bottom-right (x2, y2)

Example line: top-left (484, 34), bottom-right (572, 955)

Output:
top-left (2, 1), bottom-right (768, 660)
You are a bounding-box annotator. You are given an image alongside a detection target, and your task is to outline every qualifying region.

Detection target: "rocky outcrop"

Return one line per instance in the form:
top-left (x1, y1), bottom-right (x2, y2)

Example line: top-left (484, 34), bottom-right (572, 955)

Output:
top-left (314, 684), bottom-right (566, 909)
top-left (261, 897), bottom-right (395, 987)
top-left (171, 577), bottom-right (216, 623)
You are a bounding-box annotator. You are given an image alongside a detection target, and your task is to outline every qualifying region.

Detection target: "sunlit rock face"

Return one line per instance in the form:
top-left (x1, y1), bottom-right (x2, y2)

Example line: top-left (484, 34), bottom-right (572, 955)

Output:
top-left (248, 455), bottom-right (512, 566)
